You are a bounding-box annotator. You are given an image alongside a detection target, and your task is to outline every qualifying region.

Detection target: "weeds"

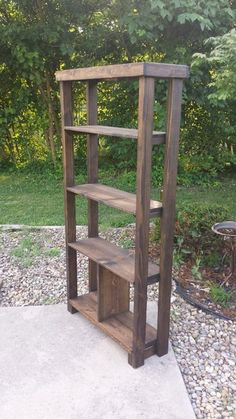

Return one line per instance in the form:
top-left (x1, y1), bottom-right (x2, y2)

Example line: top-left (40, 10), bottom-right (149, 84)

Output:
top-left (209, 283), bottom-right (231, 307)
top-left (119, 238), bottom-right (134, 249)
top-left (10, 237), bottom-right (42, 267)
top-left (191, 257), bottom-right (202, 280)
top-left (10, 235), bottom-right (60, 267)
top-left (45, 247), bottom-right (60, 257)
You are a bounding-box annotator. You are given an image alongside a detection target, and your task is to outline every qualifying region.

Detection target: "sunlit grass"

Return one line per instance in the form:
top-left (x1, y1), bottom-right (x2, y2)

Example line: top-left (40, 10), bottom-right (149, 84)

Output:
top-left (0, 171), bottom-right (236, 227)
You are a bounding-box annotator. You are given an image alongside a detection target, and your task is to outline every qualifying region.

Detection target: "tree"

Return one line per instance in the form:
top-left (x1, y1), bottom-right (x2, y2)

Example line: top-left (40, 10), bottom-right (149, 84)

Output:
top-left (0, 0), bottom-right (114, 166)
top-left (0, 0), bottom-right (235, 179)
top-left (193, 29), bottom-right (236, 102)
top-left (190, 28), bottom-right (236, 170)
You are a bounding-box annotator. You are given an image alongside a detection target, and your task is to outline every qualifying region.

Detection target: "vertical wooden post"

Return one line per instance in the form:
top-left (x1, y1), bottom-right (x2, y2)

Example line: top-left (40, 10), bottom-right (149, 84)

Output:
top-left (129, 76), bottom-right (155, 368)
top-left (157, 78), bottom-right (183, 356)
top-left (87, 81), bottom-right (98, 292)
top-left (60, 81), bottom-right (77, 313)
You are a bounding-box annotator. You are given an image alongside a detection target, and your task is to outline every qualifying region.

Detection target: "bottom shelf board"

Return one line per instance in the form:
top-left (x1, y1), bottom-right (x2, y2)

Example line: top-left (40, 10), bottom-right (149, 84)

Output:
top-left (70, 292), bottom-right (157, 355)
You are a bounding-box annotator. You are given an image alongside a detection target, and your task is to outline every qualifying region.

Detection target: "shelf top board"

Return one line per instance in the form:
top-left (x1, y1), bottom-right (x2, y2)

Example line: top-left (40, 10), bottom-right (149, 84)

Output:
top-left (55, 62), bottom-right (189, 81)
top-left (67, 183), bottom-right (162, 216)
top-left (68, 237), bottom-right (160, 284)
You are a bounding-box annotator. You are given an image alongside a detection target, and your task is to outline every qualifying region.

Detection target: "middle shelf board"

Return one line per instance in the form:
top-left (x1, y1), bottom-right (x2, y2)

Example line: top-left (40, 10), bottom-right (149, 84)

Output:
top-left (68, 237), bottom-right (160, 285)
top-left (64, 125), bottom-right (166, 145)
top-left (67, 183), bottom-right (162, 217)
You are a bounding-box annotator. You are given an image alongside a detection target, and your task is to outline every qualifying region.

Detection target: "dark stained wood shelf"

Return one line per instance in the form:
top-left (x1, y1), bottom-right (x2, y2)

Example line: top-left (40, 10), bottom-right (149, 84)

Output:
top-left (68, 237), bottom-right (160, 285)
top-left (70, 291), bottom-right (157, 355)
top-left (64, 125), bottom-right (165, 145)
top-left (67, 183), bottom-right (162, 217)
top-left (55, 62), bottom-right (189, 81)
top-left (57, 61), bottom-right (188, 367)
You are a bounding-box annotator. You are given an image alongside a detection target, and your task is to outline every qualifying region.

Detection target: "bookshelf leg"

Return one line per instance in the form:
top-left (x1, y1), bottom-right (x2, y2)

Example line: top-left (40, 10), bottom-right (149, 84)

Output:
top-left (157, 79), bottom-right (183, 356)
top-left (87, 81), bottom-right (99, 292)
top-left (67, 302), bottom-right (78, 314)
top-left (132, 76), bottom-right (155, 368)
top-left (66, 241), bottom-right (78, 314)
top-left (128, 352), bottom-right (145, 369)
top-left (60, 81), bottom-right (78, 312)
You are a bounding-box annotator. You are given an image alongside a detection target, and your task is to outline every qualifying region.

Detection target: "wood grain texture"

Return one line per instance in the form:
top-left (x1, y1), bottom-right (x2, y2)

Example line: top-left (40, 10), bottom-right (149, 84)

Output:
top-left (55, 62), bottom-right (189, 81)
top-left (57, 62), bottom-right (188, 367)
top-left (87, 81), bottom-right (98, 292)
top-left (68, 237), bottom-right (160, 285)
top-left (67, 183), bottom-right (162, 216)
top-left (131, 76), bottom-right (155, 368)
top-left (60, 81), bottom-right (77, 313)
top-left (98, 267), bottom-right (129, 321)
top-left (64, 125), bottom-right (165, 145)
top-left (70, 292), bottom-right (157, 354)
top-left (157, 79), bottom-right (184, 356)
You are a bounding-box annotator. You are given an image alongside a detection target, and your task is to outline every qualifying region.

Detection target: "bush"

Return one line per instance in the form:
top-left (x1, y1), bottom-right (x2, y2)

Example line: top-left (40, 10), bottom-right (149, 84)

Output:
top-left (154, 202), bottom-right (230, 266)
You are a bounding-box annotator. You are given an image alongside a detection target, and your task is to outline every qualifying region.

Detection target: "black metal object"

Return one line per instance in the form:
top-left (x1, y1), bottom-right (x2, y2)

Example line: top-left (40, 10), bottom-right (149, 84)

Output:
top-left (212, 221), bottom-right (236, 287)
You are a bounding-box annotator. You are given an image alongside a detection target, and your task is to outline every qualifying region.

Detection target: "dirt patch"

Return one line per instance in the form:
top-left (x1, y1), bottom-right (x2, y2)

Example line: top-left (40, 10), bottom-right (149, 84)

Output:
top-left (174, 262), bottom-right (236, 321)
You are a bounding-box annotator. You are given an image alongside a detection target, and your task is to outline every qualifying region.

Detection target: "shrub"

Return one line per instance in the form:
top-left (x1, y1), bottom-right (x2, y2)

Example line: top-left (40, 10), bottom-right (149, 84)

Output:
top-left (154, 202), bottom-right (229, 266)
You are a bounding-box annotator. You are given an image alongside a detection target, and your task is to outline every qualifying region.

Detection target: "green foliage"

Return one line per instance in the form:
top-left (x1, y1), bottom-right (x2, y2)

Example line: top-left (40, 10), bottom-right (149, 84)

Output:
top-left (10, 234), bottom-right (61, 265)
top-left (209, 283), bottom-right (231, 307)
top-left (120, 0), bottom-right (235, 49)
top-left (154, 202), bottom-right (230, 266)
top-left (0, 0), bottom-right (117, 167)
top-left (0, 0), bottom-right (235, 182)
top-left (173, 241), bottom-right (190, 270)
top-left (190, 29), bottom-right (236, 173)
top-left (193, 29), bottom-right (236, 103)
top-left (10, 236), bottom-right (42, 267)
top-left (191, 257), bottom-right (202, 280)
top-left (45, 247), bottom-right (61, 257)
top-left (1, 170), bottom-right (236, 228)
top-left (119, 238), bottom-right (134, 249)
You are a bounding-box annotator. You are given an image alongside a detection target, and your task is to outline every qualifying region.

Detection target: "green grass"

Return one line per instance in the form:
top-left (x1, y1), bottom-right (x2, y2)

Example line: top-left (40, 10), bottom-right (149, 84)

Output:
top-left (0, 170), bottom-right (236, 227)
top-left (10, 233), bottom-right (61, 267)
top-left (45, 247), bottom-right (61, 257)
top-left (209, 283), bottom-right (231, 307)
top-left (10, 236), bottom-right (43, 267)
top-left (175, 179), bottom-right (236, 216)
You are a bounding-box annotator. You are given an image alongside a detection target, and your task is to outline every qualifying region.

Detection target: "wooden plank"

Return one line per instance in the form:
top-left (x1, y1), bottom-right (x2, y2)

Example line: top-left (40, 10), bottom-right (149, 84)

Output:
top-left (60, 81), bottom-right (77, 314)
top-left (87, 81), bottom-right (98, 292)
top-left (70, 292), bottom-right (157, 355)
top-left (143, 62), bottom-right (189, 79)
top-left (67, 183), bottom-right (162, 216)
top-left (65, 125), bottom-right (165, 145)
top-left (68, 237), bottom-right (160, 285)
top-left (98, 267), bottom-right (129, 321)
top-left (157, 79), bottom-right (184, 357)
top-left (55, 62), bottom-right (189, 81)
top-left (131, 77), bottom-right (155, 368)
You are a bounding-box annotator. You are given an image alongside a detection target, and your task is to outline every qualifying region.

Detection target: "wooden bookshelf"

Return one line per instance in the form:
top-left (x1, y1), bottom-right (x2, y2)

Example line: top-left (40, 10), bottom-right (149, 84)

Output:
top-left (56, 62), bottom-right (188, 368)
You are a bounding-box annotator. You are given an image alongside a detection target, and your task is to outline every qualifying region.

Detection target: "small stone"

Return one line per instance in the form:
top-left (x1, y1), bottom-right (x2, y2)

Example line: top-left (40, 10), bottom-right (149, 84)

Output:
top-left (189, 336), bottom-right (195, 345)
top-left (229, 383), bottom-right (236, 392)
top-left (206, 366), bottom-right (214, 373)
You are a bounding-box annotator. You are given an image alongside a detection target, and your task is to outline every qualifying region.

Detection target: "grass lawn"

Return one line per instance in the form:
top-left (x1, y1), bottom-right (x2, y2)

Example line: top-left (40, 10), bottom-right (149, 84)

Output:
top-left (0, 170), bottom-right (235, 227)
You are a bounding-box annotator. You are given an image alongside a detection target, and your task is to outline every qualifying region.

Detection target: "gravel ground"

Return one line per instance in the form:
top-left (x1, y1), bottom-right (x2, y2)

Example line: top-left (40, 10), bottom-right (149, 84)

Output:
top-left (0, 226), bottom-right (235, 419)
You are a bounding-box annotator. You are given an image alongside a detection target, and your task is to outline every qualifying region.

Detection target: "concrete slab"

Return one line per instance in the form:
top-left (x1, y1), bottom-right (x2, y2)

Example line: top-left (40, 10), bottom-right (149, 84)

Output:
top-left (0, 303), bottom-right (195, 419)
